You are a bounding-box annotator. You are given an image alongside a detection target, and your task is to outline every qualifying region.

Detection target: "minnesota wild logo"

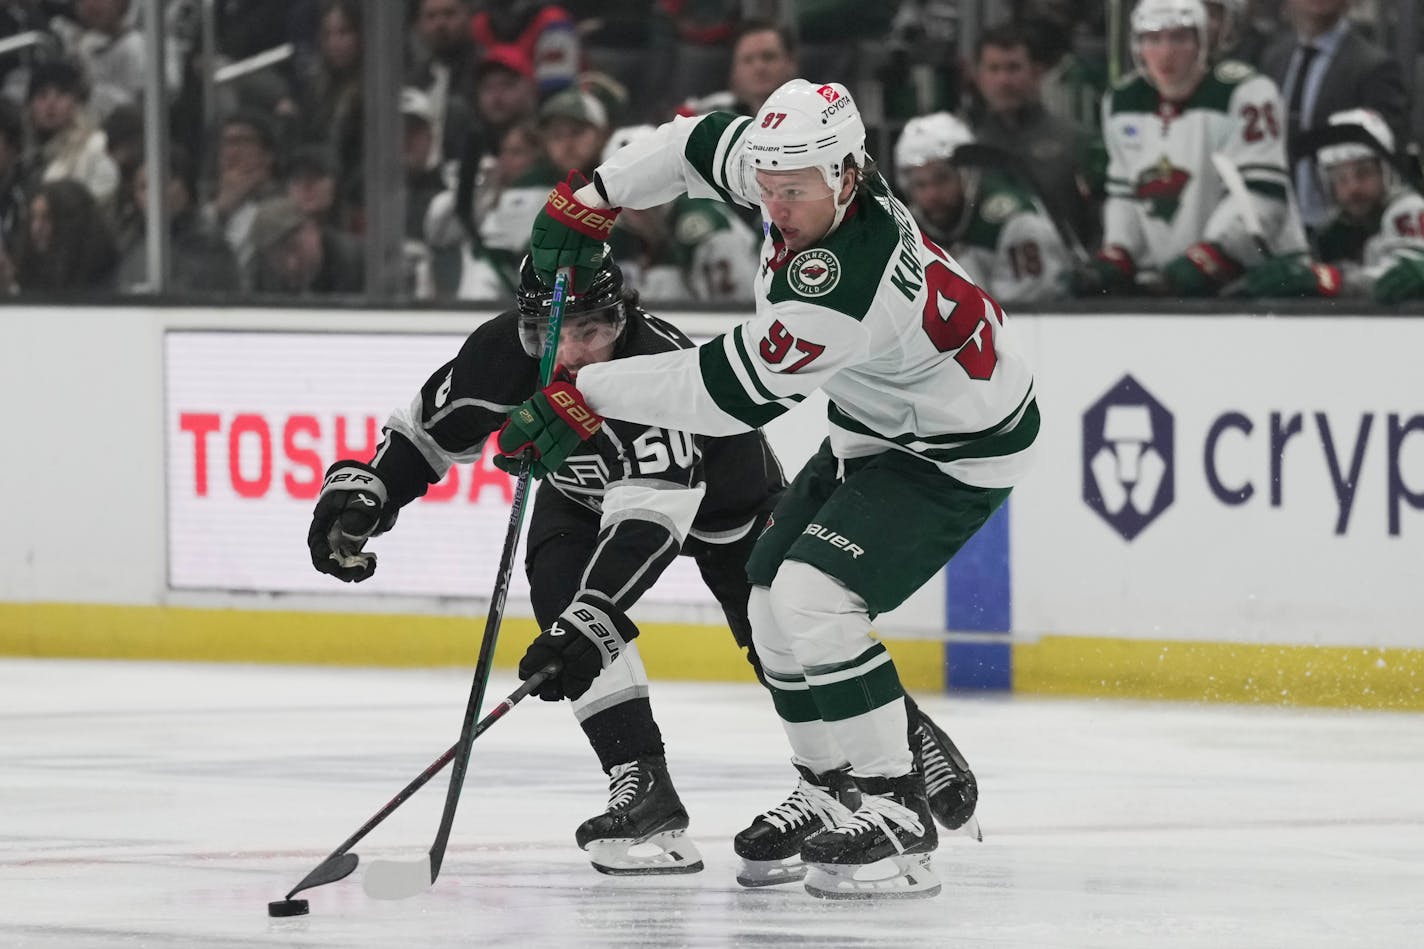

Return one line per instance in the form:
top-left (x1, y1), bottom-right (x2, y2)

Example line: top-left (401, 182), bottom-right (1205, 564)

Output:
top-left (788, 249), bottom-right (841, 297)
top-left (1135, 156), bottom-right (1192, 222)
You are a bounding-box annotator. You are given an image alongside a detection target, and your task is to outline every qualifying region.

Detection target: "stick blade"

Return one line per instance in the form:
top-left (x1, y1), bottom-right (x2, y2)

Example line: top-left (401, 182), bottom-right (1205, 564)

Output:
top-left (362, 855), bottom-right (434, 900)
top-left (288, 852), bottom-right (359, 898)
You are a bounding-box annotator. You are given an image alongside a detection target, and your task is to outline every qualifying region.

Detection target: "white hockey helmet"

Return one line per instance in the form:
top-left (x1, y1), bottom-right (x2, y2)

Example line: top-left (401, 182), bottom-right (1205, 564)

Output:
top-left (1318, 108), bottom-right (1398, 196)
top-left (742, 79), bottom-right (867, 193)
top-left (894, 112), bottom-right (974, 174)
top-left (1130, 0), bottom-right (1209, 72)
top-left (601, 124), bottom-right (657, 165)
top-left (1318, 108), bottom-right (1396, 169)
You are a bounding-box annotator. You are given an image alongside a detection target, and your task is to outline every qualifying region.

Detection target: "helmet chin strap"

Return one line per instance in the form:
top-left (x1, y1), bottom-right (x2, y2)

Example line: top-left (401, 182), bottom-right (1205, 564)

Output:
top-left (825, 166), bottom-right (858, 235)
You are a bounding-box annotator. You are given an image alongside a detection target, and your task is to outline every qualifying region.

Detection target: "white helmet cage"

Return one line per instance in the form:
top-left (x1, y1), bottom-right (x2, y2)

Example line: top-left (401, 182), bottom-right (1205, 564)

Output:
top-left (1317, 108), bottom-right (1399, 197)
top-left (1130, 0), bottom-right (1209, 77)
top-left (743, 79), bottom-right (868, 194)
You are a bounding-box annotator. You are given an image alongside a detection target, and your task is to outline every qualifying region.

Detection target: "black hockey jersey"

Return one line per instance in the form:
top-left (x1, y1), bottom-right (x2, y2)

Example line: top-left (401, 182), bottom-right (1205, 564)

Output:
top-left (368, 307), bottom-right (785, 608)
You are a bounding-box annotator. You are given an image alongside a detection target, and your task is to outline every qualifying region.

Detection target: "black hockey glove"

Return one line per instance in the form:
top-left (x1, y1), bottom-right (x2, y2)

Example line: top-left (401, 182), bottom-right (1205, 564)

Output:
top-left (307, 461), bottom-right (397, 582)
top-left (519, 593), bottom-right (640, 701)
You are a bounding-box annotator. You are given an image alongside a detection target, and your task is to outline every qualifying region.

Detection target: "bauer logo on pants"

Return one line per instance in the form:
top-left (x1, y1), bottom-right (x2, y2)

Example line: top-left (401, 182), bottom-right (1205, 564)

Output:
top-left (1082, 375), bottom-right (1175, 541)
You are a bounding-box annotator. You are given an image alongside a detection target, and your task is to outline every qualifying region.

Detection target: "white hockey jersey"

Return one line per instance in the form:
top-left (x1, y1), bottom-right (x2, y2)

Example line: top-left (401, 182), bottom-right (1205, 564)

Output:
top-left (1316, 188), bottom-right (1424, 296)
top-left (574, 112), bottom-right (1039, 489)
top-left (1102, 60), bottom-right (1308, 271)
top-left (948, 173), bottom-right (1071, 304)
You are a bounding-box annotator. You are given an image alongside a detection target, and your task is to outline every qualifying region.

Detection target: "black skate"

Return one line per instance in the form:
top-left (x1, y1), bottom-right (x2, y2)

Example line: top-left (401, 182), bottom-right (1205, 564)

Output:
top-left (800, 773), bottom-right (940, 900)
top-left (733, 763), bottom-right (859, 888)
top-left (575, 755), bottom-right (703, 875)
top-left (909, 703), bottom-right (982, 840)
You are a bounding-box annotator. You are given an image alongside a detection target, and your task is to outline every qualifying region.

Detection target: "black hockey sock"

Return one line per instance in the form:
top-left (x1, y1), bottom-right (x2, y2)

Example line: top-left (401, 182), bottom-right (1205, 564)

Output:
top-left (581, 697), bottom-right (666, 773)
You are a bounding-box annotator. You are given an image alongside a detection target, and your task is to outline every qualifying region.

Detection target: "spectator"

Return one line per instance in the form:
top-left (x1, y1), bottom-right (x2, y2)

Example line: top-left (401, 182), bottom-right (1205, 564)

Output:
top-left (62, 0), bottom-right (148, 121)
top-left (681, 19), bottom-right (797, 118)
top-left (1243, 108), bottom-right (1424, 303)
top-left (0, 1), bottom-right (58, 106)
top-left (285, 144), bottom-right (340, 229)
top-left (401, 87), bottom-right (444, 242)
top-left (199, 109), bottom-right (283, 273)
top-left (968, 22), bottom-right (1101, 247)
top-left (25, 59), bottom-right (119, 205)
top-left (408, 0), bottom-right (478, 166)
top-left (461, 45), bottom-right (538, 169)
top-left (248, 194), bottom-right (363, 294)
top-left (101, 102), bottom-right (142, 183)
top-left (115, 146), bottom-right (241, 294)
top-left (1261, 0), bottom-right (1409, 230)
top-left (894, 112), bottom-right (1071, 304)
top-left (451, 119), bottom-right (556, 298)
top-left (295, 0), bottom-right (363, 170)
top-left (539, 85), bottom-right (609, 180)
top-left (470, 0), bottom-right (578, 99)
top-left (9, 178), bottom-right (118, 293)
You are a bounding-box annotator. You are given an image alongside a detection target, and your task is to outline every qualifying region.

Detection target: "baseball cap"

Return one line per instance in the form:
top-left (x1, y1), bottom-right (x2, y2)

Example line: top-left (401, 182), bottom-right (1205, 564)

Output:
top-left (400, 87), bottom-right (435, 126)
top-left (251, 197), bottom-right (309, 252)
top-left (538, 88), bottom-right (609, 131)
top-left (475, 45), bottom-right (534, 82)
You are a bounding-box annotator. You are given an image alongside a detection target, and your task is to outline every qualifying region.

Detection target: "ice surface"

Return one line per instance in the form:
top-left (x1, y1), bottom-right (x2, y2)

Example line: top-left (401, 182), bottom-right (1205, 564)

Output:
top-left (2, 659), bottom-right (1422, 948)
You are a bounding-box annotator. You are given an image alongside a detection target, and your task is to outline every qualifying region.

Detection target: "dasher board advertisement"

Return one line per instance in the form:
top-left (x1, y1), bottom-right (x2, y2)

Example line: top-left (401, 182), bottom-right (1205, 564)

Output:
top-left (163, 330), bottom-right (717, 604)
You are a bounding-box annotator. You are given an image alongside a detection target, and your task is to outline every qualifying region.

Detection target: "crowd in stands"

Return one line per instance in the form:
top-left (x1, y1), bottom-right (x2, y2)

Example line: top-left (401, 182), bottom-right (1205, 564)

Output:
top-left (0, 0), bottom-right (1420, 304)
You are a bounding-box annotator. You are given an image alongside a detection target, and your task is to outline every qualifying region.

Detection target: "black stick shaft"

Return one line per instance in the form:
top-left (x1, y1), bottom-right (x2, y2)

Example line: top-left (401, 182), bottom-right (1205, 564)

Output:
top-left (424, 266), bottom-right (573, 884)
top-left (284, 666), bottom-right (555, 899)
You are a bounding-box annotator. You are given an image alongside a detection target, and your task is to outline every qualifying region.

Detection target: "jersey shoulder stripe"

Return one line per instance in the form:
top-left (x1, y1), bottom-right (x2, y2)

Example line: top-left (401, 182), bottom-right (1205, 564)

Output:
top-left (683, 112), bottom-right (753, 206)
top-left (765, 188), bottom-right (901, 318)
top-left (699, 327), bottom-right (800, 428)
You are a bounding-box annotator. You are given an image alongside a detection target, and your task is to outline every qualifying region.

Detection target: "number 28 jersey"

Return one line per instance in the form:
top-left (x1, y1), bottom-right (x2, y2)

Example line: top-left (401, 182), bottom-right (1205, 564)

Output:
top-left (578, 111), bottom-right (1039, 490)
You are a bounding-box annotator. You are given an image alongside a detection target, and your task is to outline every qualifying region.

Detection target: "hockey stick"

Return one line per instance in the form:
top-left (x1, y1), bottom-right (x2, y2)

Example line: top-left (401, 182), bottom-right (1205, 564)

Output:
top-left (272, 664), bottom-right (559, 910)
top-left (361, 266), bottom-right (574, 901)
top-left (1210, 152), bottom-right (1272, 260)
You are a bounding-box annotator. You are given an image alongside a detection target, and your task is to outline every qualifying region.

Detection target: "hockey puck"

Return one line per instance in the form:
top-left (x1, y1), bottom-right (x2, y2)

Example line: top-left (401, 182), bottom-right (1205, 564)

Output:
top-left (267, 899), bottom-right (310, 917)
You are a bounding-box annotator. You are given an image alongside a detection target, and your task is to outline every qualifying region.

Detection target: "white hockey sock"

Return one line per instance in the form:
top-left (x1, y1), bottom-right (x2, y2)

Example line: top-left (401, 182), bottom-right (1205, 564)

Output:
top-left (749, 585), bottom-right (847, 773)
top-left (768, 562), bottom-right (913, 779)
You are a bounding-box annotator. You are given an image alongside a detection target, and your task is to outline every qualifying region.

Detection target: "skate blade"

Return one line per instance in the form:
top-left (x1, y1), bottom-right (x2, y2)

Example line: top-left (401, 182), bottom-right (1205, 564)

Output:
top-left (586, 828), bottom-right (705, 876)
top-left (735, 856), bottom-right (807, 888)
top-left (804, 853), bottom-right (941, 901)
top-left (955, 815), bottom-right (983, 842)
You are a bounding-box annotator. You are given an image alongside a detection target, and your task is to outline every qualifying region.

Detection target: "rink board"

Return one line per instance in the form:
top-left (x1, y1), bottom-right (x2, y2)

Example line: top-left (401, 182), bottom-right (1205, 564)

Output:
top-left (2, 305), bottom-right (1422, 708)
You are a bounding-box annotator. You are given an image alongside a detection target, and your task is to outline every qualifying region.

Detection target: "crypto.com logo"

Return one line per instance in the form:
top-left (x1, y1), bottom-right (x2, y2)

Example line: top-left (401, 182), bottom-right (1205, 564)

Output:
top-left (1083, 375), bottom-right (1174, 540)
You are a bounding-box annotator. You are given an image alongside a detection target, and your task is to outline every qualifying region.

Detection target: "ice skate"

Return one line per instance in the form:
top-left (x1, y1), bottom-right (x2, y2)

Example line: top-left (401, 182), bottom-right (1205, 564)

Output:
top-left (733, 763), bottom-right (859, 887)
top-left (575, 755), bottom-right (703, 875)
top-left (801, 773), bottom-right (941, 900)
top-left (910, 707), bottom-right (982, 840)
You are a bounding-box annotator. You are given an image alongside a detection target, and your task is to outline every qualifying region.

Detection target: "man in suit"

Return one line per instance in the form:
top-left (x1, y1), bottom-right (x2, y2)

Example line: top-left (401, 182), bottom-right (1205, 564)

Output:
top-left (1260, 0), bottom-right (1408, 231)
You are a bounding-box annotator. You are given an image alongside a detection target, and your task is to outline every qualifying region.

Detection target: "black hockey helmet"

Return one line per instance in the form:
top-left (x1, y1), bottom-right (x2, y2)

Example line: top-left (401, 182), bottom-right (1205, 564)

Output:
top-left (515, 255), bottom-right (628, 358)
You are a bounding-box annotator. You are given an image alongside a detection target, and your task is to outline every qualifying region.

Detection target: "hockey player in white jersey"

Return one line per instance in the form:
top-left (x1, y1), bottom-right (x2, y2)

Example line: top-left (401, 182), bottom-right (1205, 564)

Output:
top-left (894, 111), bottom-right (1070, 303)
top-left (493, 78), bottom-right (1037, 899)
top-left (1243, 109), bottom-right (1424, 303)
top-left (1070, 0), bottom-right (1307, 297)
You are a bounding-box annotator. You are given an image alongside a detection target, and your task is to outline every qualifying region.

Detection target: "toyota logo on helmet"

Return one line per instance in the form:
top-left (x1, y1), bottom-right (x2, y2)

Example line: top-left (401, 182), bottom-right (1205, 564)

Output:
top-left (743, 79), bottom-right (868, 193)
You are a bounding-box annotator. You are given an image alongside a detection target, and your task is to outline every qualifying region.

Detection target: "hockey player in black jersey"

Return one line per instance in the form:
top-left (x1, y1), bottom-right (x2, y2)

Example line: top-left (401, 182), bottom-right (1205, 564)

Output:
top-left (306, 256), bottom-right (979, 881)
